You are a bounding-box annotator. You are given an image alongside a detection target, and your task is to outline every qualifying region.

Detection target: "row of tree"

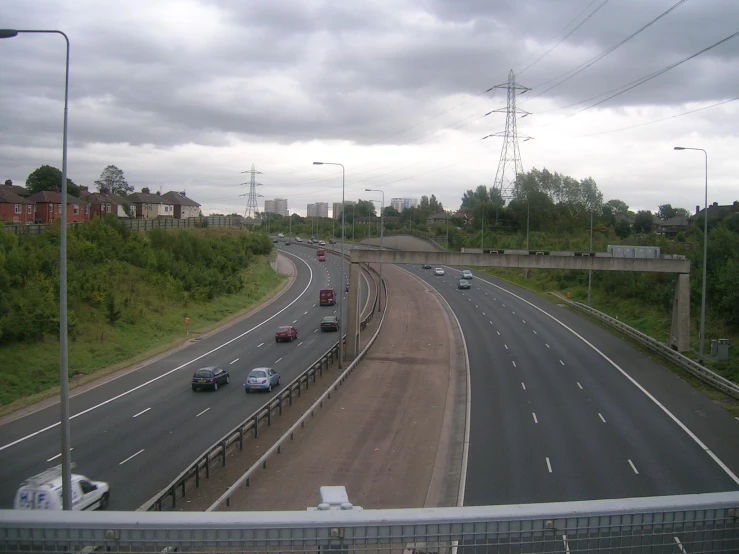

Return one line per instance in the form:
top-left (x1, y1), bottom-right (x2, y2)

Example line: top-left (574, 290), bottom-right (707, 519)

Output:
top-left (9, 164), bottom-right (134, 197)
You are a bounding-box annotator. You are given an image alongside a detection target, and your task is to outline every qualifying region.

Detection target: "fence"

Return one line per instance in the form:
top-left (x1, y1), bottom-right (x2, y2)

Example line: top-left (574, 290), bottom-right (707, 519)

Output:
top-left (139, 258), bottom-right (382, 512)
top-left (553, 293), bottom-right (739, 400)
top-left (2, 490), bottom-right (738, 553)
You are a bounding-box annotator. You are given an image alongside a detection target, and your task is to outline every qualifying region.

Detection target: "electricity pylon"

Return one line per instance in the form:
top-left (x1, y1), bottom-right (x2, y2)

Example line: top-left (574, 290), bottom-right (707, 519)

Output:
top-left (242, 164), bottom-right (262, 219)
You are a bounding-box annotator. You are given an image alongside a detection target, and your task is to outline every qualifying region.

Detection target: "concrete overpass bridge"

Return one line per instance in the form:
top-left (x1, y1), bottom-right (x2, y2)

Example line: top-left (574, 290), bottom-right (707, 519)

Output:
top-left (345, 238), bottom-right (691, 359)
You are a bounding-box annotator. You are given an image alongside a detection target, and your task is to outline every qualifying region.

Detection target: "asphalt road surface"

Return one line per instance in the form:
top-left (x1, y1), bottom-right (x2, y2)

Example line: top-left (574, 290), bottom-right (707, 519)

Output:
top-left (404, 264), bottom-right (739, 506)
top-left (0, 247), bottom-right (368, 510)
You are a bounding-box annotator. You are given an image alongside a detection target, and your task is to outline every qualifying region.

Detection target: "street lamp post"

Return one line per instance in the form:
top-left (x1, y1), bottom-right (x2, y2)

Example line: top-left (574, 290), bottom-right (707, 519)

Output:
top-left (366, 190), bottom-right (385, 313)
top-left (1, 28), bottom-right (73, 510)
top-left (674, 146), bottom-right (709, 362)
top-left (587, 206), bottom-right (594, 305)
top-left (313, 162), bottom-right (345, 368)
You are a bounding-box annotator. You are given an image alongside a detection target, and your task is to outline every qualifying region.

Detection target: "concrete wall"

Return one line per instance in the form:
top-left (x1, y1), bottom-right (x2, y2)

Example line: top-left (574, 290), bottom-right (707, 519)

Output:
top-left (361, 235), bottom-right (444, 252)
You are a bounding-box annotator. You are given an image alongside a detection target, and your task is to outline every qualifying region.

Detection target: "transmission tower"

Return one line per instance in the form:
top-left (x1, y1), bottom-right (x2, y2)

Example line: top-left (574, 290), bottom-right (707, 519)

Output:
top-left (487, 70), bottom-right (532, 203)
top-left (242, 164), bottom-right (263, 219)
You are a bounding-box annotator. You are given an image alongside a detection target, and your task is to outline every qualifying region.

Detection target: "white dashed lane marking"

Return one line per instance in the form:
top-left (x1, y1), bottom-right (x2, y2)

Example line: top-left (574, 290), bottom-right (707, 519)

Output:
top-left (546, 457), bottom-right (553, 473)
top-left (532, 413), bottom-right (538, 423)
top-left (628, 459), bottom-right (640, 474)
top-left (119, 449), bottom-right (145, 466)
top-left (577, 382), bottom-right (583, 390)
top-left (196, 408), bottom-right (210, 418)
top-left (132, 408), bottom-right (151, 418)
top-left (521, 382), bottom-right (526, 390)
top-left (257, 342), bottom-right (264, 348)
top-left (598, 413), bottom-right (606, 423)
top-left (230, 358), bottom-right (239, 365)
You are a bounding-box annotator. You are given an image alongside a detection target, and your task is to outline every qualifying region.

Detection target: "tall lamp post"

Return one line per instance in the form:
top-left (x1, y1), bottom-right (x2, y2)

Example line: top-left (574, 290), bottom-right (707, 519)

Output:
top-left (313, 162), bottom-right (345, 367)
top-left (1, 28), bottom-right (73, 510)
top-left (587, 205), bottom-right (594, 305)
top-left (366, 190), bottom-right (385, 313)
top-left (674, 146), bottom-right (709, 362)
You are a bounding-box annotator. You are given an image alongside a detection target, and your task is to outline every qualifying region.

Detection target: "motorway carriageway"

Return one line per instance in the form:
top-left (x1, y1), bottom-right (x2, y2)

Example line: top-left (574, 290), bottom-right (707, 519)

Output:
top-left (0, 247), bottom-right (368, 510)
top-left (405, 264), bottom-right (739, 505)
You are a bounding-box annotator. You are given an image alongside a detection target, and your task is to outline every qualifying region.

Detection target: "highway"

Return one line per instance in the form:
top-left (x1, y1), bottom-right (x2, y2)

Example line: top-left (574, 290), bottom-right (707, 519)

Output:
top-left (0, 246), bottom-right (368, 510)
top-left (404, 264), bottom-right (739, 505)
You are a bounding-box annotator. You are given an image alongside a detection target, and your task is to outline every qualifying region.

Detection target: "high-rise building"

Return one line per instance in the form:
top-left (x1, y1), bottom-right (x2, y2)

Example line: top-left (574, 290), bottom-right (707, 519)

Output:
top-left (332, 200), bottom-right (356, 219)
top-left (391, 198), bottom-right (418, 212)
top-left (264, 198), bottom-right (288, 216)
top-left (307, 202), bottom-right (329, 218)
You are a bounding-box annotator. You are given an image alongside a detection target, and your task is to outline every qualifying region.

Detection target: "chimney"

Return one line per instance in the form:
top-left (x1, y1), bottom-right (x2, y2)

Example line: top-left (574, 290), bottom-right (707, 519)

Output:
top-left (156, 191), bottom-right (160, 196)
top-left (142, 187), bottom-right (150, 194)
top-left (3, 179), bottom-right (12, 187)
top-left (696, 205), bottom-right (700, 215)
top-left (713, 202), bottom-right (718, 208)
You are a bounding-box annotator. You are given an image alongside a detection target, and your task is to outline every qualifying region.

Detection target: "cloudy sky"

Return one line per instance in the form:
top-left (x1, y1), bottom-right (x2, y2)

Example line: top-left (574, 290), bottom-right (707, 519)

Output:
top-left (1, 0), bottom-right (737, 217)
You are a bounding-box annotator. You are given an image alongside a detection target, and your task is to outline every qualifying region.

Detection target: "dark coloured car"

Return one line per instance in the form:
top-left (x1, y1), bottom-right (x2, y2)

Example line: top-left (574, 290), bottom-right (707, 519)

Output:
top-left (272, 239), bottom-right (278, 244)
top-left (284, 240), bottom-right (291, 245)
top-left (422, 264), bottom-right (432, 269)
top-left (320, 315), bottom-right (339, 332)
top-left (192, 367), bottom-right (230, 391)
top-left (458, 279), bottom-right (471, 290)
top-left (275, 325), bottom-right (298, 342)
top-left (245, 367), bottom-right (280, 393)
top-left (318, 255), bottom-right (326, 262)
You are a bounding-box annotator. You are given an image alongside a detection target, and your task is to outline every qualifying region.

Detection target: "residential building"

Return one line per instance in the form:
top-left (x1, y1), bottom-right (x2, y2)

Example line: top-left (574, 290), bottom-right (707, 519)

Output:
top-left (654, 214), bottom-right (690, 239)
top-left (127, 190), bottom-right (175, 219)
top-left (85, 191), bottom-right (135, 219)
top-left (307, 202), bottom-right (329, 218)
top-left (27, 191), bottom-right (89, 224)
top-left (1, 179), bottom-right (31, 198)
top-left (162, 191), bottom-right (201, 219)
top-left (695, 201), bottom-right (739, 222)
top-left (391, 197), bottom-right (418, 212)
top-left (426, 212), bottom-right (451, 227)
top-left (264, 198), bottom-right (288, 217)
top-left (332, 200), bottom-right (356, 219)
top-left (0, 187), bottom-right (34, 224)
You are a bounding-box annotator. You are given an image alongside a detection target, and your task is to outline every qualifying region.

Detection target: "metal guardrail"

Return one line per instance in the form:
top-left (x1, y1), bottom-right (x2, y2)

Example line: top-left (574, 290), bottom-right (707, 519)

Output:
top-left (138, 253), bottom-right (381, 511)
top-left (208, 276), bottom-right (388, 511)
top-left (554, 293), bottom-right (739, 400)
top-left (3, 491), bottom-right (738, 553)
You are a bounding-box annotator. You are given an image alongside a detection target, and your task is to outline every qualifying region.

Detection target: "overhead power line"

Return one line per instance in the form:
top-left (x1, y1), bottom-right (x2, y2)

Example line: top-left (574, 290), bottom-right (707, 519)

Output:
top-left (567, 29), bottom-right (739, 117)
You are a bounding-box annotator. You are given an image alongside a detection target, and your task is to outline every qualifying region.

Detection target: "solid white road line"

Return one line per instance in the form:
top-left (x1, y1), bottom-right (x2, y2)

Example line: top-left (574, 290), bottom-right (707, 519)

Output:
top-left (257, 342), bottom-right (264, 348)
top-left (229, 358), bottom-right (239, 365)
top-left (532, 412), bottom-right (538, 423)
top-left (628, 459), bottom-right (640, 474)
top-left (445, 270), bottom-right (739, 486)
top-left (598, 413), bottom-right (606, 423)
top-left (674, 536), bottom-right (687, 553)
top-left (521, 382), bottom-right (526, 390)
top-left (119, 449), bottom-right (145, 465)
top-left (47, 448), bottom-right (74, 462)
top-left (546, 457), bottom-right (552, 473)
top-left (275, 357), bottom-right (283, 364)
top-left (132, 408), bottom-right (151, 418)
top-left (196, 408), bottom-right (210, 418)
top-left (0, 251), bottom-right (316, 454)
top-left (577, 382), bottom-right (583, 389)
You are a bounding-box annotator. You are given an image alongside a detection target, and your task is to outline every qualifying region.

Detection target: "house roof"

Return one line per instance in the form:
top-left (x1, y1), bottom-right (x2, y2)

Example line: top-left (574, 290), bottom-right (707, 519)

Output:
top-left (0, 188), bottom-right (33, 204)
top-left (1, 183), bottom-right (31, 197)
top-left (658, 214), bottom-right (689, 227)
top-left (26, 191), bottom-right (87, 205)
top-left (86, 192), bottom-right (134, 206)
top-left (161, 191), bottom-right (201, 207)
top-left (127, 192), bottom-right (171, 205)
top-left (427, 212), bottom-right (450, 220)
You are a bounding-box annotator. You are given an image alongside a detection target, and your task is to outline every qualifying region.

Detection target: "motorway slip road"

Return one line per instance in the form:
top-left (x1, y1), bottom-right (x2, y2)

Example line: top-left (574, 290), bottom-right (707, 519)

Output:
top-left (186, 263), bottom-right (467, 511)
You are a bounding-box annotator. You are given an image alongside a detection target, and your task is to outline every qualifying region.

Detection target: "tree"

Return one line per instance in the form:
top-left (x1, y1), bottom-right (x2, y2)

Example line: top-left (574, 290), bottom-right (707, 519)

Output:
top-left (658, 204), bottom-right (678, 220)
top-left (605, 199), bottom-right (629, 214)
top-left (614, 219), bottom-right (631, 238)
top-left (633, 210), bottom-right (654, 234)
top-left (429, 194), bottom-right (442, 213)
top-left (383, 206), bottom-right (400, 217)
top-left (25, 165), bottom-right (81, 197)
top-left (94, 165), bottom-right (132, 196)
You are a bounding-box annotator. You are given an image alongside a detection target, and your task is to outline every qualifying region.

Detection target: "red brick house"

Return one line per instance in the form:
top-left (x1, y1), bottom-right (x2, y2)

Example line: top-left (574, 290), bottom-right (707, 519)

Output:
top-left (85, 190), bottom-right (134, 219)
top-left (0, 188), bottom-right (35, 224)
top-left (27, 191), bottom-right (89, 224)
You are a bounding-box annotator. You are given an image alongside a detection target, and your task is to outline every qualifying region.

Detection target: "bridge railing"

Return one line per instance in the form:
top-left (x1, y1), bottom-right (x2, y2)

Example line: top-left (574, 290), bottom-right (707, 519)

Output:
top-left (554, 293), bottom-right (739, 400)
top-left (2, 491), bottom-right (738, 553)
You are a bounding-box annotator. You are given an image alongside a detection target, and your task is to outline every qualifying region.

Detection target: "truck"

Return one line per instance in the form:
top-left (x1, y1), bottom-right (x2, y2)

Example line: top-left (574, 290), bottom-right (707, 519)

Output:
top-left (316, 248), bottom-right (325, 256)
top-left (319, 288), bottom-right (336, 306)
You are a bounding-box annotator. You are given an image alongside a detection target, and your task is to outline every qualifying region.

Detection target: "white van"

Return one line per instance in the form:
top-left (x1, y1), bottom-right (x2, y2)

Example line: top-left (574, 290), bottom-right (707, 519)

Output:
top-left (14, 465), bottom-right (110, 511)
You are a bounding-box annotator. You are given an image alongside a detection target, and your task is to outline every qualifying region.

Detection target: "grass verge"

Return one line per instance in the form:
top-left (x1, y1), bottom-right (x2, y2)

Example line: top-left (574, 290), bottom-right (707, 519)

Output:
top-left (0, 256), bottom-right (288, 415)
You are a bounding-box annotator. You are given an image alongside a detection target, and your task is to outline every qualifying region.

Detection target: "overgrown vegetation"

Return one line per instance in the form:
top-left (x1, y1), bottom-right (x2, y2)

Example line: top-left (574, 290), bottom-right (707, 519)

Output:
top-left (0, 218), bottom-right (281, 408)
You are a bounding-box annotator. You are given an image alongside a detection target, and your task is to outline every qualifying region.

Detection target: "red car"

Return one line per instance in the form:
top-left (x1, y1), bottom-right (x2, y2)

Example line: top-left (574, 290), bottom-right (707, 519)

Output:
top-left (318, 255), bottom-right (326, 262)
top-left (275, 325), bottom-right (298, 342)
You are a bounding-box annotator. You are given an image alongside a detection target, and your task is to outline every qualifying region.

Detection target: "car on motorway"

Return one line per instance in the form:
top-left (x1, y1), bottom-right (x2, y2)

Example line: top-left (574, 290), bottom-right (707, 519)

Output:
top-left (422, 264), bottom-right (432, 269)
top-left (284, 240), bottom-right (291, 245)
top-left (329, 239), bottom-right (336, 244)
top-left (318, 255), bottom-right (326, 262)
top-left (295, 237), bottom-right (303, 242)
top-left (434, 268), bottom-right (445, 276)
top-left (461, 270), bottom-right (473, 280)
top-left (458, 279), bottom-right (471, 290)
top-left (320, 288), bottom-right (336, 306)
top-left (14, 465), bottom-right (110, 511)
top-left (320, 315), bottom-right (339, 332)
top-left (272, 238), bottom-right (278, 244)
top-left (275, 325), bottom-right (298, 342)
top-left (319, 240), bottom-right (326, 246)
top-left (244, 367), bottom-right (281, 393)
top-left (191, 366), bottom-right (230, 391)
top-left (277, 233), bottom-right (284, 238)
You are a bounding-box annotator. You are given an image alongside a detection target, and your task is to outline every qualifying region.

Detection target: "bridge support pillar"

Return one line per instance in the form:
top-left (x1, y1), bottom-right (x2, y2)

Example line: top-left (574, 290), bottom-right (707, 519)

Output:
top-left (345, 262), bottom-right (361, 361)
top-left (670, 273), bottom-right (690, 352)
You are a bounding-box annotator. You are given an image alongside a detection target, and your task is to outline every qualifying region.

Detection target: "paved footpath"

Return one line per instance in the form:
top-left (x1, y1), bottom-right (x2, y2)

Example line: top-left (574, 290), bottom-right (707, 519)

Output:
top-left (220, 263), bottom-right (467, 511)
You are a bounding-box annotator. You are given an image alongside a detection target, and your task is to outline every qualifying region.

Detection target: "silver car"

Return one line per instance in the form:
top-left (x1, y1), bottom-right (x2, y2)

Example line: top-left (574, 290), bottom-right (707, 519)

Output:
top-left (434, 268), bottom-right (445, 276)
top-left (245, 367), bottom-right (281, 393)
top-left (461, 270), bottom-right (473, 280)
